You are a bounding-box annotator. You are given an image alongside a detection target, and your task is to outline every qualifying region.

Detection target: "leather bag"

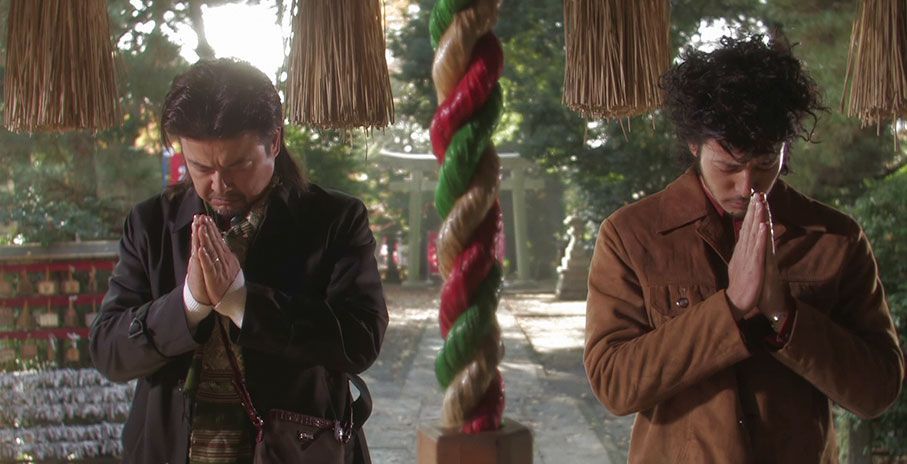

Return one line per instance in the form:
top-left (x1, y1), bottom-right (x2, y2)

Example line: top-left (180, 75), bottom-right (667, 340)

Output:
top-left (218, 321), bottom-right (372, 464)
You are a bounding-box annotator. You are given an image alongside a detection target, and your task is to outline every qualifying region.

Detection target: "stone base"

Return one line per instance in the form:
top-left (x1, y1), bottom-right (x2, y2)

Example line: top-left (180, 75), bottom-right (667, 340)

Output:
top-left (417, 418), bottom-right (533, 464)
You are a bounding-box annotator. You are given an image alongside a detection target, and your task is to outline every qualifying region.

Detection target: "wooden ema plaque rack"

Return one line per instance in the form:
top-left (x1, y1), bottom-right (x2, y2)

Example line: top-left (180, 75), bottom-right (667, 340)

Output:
top-left (0, 241), bottom-right (118, 367)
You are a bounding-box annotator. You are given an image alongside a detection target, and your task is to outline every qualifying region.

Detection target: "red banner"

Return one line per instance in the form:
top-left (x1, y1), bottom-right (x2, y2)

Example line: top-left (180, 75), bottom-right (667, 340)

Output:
top-left (170, 151), bottom-right (187, 185)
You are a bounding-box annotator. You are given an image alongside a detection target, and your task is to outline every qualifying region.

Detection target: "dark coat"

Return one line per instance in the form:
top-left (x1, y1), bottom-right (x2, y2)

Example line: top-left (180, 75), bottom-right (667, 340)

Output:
top-left (584, 170), bottom-right (904, 463)
top-left (90, 182), bottom-right (388, 464)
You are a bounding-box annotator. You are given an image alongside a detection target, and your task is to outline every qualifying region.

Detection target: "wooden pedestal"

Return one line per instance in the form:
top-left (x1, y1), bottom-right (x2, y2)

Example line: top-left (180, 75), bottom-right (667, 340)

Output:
top-left (417, 418), bottom-right (533, 464)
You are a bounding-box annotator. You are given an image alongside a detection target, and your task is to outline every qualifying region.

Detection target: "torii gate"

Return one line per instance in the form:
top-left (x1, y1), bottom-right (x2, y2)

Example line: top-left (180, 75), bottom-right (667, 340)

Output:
top-left (380, 150), bottom-right (544, 287)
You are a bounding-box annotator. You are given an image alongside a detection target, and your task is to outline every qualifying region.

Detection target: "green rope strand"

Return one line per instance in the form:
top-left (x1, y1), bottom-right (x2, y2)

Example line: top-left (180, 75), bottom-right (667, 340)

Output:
top-left (434, 84), bottom-right (503, 219)
top-left (429, 0), bottom-right (475, 49)
top-left (435, 263), bottom-right (503, 387)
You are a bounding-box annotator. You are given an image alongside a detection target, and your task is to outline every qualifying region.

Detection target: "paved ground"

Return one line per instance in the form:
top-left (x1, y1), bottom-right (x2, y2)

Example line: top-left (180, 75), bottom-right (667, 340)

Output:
top-left (360, 284), bottom-right (634, 463)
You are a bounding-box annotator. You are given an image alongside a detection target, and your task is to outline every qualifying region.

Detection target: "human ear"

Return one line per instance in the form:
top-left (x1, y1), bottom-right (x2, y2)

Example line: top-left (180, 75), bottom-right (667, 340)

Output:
top-left (688, 142), bottom-right (700, 157)
top-left (269, 129), bottom-right (281, 158)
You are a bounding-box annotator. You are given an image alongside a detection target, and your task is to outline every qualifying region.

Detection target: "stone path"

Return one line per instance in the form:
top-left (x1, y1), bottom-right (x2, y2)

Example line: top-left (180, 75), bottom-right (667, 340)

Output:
top-left (361, 285), bottom-right (634, 463)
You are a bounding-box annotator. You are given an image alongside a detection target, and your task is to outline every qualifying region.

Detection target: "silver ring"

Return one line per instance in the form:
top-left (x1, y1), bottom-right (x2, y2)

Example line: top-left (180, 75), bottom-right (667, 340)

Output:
top-left (214, 257), bottom-right (220, 263)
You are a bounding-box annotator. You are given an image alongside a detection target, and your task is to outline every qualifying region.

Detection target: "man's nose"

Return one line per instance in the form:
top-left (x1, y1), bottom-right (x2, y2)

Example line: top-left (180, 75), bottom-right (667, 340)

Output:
top-left (735, 168), bottom-right (753, 197)
top-left (211, 170), bottom-right (230, 193)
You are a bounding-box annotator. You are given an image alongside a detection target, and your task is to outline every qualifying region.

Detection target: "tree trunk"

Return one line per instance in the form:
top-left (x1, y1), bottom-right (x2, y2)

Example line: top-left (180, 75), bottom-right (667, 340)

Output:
top-left (68, 132), bottom-right (99, 199)
top-left (187, 0), bottom-right (216, 60)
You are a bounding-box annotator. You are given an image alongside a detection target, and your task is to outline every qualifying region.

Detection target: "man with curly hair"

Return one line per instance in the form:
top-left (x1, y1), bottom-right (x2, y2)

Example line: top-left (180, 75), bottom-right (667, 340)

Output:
top-left (584, 35), bottom-right (903, 463)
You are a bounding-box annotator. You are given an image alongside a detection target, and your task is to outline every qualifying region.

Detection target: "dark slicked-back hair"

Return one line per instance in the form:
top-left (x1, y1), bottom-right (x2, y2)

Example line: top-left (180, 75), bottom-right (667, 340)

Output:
top-left (660, 35), bottom-right (825, 171)
top-left (161, 58), bottom-right (306, 194)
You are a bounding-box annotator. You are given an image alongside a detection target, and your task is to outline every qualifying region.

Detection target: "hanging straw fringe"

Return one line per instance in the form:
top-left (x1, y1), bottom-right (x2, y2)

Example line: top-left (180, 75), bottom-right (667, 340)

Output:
top-left (562, 0), bottom-right (671, 121)
top-left (841, 0), bottom-right (907, 137)
top-left (286, 0), bottom-right (395, 130)
top-left (3, 0), bottom-right (121, 132)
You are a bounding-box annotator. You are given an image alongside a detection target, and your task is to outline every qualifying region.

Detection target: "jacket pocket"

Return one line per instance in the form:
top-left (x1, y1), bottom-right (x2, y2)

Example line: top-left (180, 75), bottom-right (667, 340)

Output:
top-left (645, 283), bottom-right (716, 327)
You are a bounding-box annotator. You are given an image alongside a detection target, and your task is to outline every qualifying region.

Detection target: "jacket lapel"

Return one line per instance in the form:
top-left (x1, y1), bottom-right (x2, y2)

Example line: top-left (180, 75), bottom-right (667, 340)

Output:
top-left (169, 188), bottom-right (205, 283)
top-left (657, 170), bottom-right (735, 264)
top-left (697, 215), bottom-right (734, 265)
top-left (243, 184), bottom-right (310, 286)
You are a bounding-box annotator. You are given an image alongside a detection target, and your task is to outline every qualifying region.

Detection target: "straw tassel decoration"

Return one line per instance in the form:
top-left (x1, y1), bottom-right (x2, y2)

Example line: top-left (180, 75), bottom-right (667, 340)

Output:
top-left (430, 0), bottom-right (506, 433)
top-left (562, 0), bottom-right (671, 121)
top-left (3, 0), bottom-right (120, 132)
top-left (842, 0), bottom-right (907, 138)
top-left (286, 0), bottom-right (395, 130)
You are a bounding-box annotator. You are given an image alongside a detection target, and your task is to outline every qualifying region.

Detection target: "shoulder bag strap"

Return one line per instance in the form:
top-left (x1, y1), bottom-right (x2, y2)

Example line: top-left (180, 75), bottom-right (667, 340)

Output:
top-left (219, 318), bottom-right (374, 433)
top-left (217, 318), bottom-right (265, 441)
top-left (348, 373), bottom-right (372, 430)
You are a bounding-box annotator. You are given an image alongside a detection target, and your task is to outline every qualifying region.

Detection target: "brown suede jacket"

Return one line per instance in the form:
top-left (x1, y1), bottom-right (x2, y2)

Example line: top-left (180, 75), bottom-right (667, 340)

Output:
top-left (585, 169), bottom-right (903, 463)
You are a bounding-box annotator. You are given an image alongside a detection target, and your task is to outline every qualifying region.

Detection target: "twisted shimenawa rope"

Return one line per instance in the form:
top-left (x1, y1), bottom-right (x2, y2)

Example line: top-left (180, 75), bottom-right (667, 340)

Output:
top-left (430, 0), bottom-right (506, 433)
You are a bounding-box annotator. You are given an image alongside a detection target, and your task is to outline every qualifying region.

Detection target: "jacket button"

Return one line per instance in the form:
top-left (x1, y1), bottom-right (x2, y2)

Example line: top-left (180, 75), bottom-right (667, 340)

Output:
top-left (675, 298), bottom-right (689, 308)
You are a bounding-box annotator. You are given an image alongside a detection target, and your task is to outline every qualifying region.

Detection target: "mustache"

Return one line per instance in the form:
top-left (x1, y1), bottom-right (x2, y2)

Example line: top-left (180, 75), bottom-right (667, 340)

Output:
top-left (208, 193), bottom-right (241, 202)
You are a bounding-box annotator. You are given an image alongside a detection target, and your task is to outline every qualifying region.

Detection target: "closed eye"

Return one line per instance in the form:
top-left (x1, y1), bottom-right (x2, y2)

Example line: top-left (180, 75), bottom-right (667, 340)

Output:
top-left (757, 159), bottom-right (780, 170)
top-left (188, 162), bottom-right (213, 174)
top-left (716, 162), bottom-right (744, 173)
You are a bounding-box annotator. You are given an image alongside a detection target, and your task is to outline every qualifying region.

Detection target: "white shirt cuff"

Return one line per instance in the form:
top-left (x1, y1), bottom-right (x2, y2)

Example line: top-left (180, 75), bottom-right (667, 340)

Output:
top-left (183, 281), bottom-right (213, 329)
top-left (216, 270), bottom-right (247, 328)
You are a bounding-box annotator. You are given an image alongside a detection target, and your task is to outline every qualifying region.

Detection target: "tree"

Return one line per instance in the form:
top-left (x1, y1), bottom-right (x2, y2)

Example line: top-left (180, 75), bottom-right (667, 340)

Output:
top-left (844, 166), bottom-right (907, 458)
top-left (755, 0), bottom-right (901, 205)
top-left (0, 0), bottom-right (308, 245)
top-left (0, 0), bottom-right (195, 244)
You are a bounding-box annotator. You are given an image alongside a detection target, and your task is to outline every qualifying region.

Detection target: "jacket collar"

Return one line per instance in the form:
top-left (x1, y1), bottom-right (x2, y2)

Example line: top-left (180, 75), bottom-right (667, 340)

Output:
top-left (172, 186), bottom-right (205, 232)
top-left (655, 169), bottom-right (825, 259)
top-left (654, 170), bottom-right (734, 262)
top-left (656, 169), bottom-right (713, 234)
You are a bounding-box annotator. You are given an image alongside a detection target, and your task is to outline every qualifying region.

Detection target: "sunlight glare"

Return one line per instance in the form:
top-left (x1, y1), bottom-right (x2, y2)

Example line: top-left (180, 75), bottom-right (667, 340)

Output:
top-left (172, 3), bottom-right (288, 83)
top-left (687, 18), bottom-right (768, 55)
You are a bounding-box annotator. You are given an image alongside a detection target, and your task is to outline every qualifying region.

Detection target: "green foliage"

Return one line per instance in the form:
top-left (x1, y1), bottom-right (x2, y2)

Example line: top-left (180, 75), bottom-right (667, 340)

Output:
top-left (761, 0), bottom-right (898, 205)
top-left (387, 2), bottom-right (436, 130)
top-left (385, 0), bottom-right (905, 277)
top-left (0, 0), bottom-right (408, 249)
top-left (283, 125), bottom-right (411, 259)
top-left (844, 167), bottom-right (907, 456)
top-left (285, 127), bottom-right (365, 197)
top-left (0, 187), bottom-right (120, 246)
top-left (388, 0), bottom-right (570, 278)
top-left (0, 0), bottom-right (191, 244)
top-left (576, 117), bottom-right (681, 222)
top-left (575, 0), bottom-right (901, 218)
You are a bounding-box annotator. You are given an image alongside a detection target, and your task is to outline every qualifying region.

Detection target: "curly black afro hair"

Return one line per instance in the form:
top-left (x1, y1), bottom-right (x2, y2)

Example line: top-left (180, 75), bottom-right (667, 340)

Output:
top-left (660, 35), bottom-right (824, 167)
